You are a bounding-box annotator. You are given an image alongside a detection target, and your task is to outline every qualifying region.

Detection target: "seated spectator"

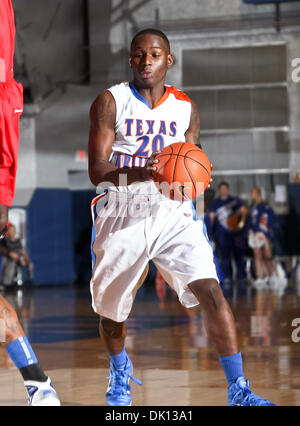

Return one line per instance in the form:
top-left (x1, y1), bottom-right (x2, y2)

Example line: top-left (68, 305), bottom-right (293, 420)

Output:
top-left (0, 223), bottom-right (33, 287)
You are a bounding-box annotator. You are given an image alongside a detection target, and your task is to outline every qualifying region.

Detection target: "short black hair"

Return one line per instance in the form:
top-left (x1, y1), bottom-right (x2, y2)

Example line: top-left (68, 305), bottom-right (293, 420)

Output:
top-left (130, 28), bottom-right (170, 53)
top-left (218, 181), bottom-right (229, 189)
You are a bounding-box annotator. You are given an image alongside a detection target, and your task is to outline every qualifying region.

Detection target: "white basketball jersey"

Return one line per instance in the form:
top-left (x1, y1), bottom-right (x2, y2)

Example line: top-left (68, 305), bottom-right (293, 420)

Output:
top-left (107, 81), bottom-right (192, 169)
top-left (90, 83), bottom-right (219, 324)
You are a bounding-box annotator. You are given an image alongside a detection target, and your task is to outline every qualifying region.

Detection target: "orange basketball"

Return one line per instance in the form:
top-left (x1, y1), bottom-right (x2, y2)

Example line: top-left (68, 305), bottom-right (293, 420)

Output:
top-left (152, 142), bottom-right (212, 201)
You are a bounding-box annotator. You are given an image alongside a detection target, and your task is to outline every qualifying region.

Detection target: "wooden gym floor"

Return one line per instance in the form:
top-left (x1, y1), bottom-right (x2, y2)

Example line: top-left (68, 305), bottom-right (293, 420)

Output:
top-left (0, 278), bottom-right (300, 406)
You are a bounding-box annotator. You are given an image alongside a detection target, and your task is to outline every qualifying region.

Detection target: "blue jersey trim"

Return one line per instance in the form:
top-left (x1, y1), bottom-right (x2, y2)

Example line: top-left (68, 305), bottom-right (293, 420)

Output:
top-left (129, 81), bottom-right (152, 109)
top-left (90, 219), bottom-right (96, 271)
top-left (90, 191), bottom-right (108, 271)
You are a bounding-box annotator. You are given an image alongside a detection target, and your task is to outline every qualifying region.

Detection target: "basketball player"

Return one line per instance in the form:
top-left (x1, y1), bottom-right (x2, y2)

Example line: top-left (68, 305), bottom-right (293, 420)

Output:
top-left (0, 0), bottom-right (60, 405)
top-left (88, 28), bottom-right (275, 406)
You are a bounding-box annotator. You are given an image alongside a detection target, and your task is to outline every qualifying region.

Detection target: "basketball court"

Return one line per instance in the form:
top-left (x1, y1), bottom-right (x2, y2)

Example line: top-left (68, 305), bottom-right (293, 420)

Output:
top-left (1, 279), bottom-right (300, 406)
top-left (1, 0), bottom-right (300, 408)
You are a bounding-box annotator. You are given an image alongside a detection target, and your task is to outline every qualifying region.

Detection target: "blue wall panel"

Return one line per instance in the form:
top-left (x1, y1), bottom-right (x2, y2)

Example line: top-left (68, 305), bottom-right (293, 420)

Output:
top-left (9, 184), bottom-right (298, 286)
top-left (26, 189), bottom-right (75, 285)
top-left (71, 190), bottom-right (95, 284)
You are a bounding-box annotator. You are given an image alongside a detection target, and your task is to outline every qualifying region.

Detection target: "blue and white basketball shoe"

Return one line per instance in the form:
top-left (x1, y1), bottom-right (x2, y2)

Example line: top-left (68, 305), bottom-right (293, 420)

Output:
top-left (228, 376), bottom-right (275, 406)
top-left (25, 377), bottom-right (61, 406)
top-left (106, 356), bottom-right (142, 406)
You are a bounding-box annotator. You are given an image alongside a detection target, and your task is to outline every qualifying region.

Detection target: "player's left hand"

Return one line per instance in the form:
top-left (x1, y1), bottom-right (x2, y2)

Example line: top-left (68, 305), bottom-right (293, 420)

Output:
top-left (208, 163), bottom-right (213, 188)
top-left (146, 151), bottom-right (161, 175)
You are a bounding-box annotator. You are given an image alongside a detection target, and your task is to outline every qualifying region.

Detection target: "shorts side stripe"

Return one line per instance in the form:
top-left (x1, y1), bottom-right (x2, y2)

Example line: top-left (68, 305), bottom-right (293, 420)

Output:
top-left (90, 191), bottom-right (108, 272)
top-left (90, 191), bottom-right (107, 223)
top-left (90, 222), bottom-right (97, 271)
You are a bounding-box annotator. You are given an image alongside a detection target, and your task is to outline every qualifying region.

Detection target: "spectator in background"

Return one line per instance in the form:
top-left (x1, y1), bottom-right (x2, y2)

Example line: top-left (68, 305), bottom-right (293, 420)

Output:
top-left (247, 187), bottom-right (285, 292)
top-left (209, 182), bottom-right (248, 293)
top-left (0, 223), bottom-right (33, 287)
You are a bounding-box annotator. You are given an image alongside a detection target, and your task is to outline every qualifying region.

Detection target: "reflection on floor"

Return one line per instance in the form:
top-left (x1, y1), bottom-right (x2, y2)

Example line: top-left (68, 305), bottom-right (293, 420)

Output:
top-left (1, 280), bottom-right (300, 406)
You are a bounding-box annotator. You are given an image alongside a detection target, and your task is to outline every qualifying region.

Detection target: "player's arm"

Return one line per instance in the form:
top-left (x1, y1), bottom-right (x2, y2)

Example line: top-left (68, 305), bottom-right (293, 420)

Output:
top-left (184, 100), bottom-right (201, 147)
top-left (0, 121), bottom-right (18, 231)
top-left (88, 91), bottom-right (157, 187)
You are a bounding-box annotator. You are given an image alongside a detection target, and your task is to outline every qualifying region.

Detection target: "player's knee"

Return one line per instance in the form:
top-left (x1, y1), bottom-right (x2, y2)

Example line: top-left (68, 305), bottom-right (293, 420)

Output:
top-left (189, 279), bottom-right (223, 307)
top-left (100, 316), bottom-right (125, 339)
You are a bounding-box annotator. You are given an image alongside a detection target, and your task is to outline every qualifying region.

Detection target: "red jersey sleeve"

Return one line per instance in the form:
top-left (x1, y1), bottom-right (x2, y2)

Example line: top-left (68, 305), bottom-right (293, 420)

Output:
top-left (0, 0), bottom-right (23, 207)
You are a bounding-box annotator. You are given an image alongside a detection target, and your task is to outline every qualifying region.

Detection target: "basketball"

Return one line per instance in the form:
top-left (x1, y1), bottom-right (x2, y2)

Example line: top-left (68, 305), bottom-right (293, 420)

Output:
top-left (152, 142), bottom-right (211, 201)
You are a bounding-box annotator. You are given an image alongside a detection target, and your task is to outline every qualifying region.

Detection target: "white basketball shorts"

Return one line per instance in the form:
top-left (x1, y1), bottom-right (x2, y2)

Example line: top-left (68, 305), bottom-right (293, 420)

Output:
top-left (90, 182), bottom-right (219, 323)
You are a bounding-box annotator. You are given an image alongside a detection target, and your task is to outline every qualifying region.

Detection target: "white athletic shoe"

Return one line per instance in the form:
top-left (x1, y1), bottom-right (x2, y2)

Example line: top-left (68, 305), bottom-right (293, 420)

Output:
top-left (269, 275), bottom-right (288, 295)
top-left (252, 278), bottom-right (268, 291)
top-left (269, 275), bottom-right (277, 291)
top-left (25, 377), bottom-right (61, 406)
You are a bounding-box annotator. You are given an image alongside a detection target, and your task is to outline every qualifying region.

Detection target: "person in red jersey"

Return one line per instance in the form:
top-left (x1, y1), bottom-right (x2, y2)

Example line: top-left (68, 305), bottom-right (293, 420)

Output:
top-left (0, 0), bottom-right (60, 406)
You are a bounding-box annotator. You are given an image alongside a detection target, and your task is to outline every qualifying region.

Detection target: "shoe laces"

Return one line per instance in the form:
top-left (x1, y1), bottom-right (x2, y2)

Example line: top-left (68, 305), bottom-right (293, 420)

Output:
top-left (232, 380), bottom-right (272, 406)
top-left (107, 367), bottom-right (142, 396)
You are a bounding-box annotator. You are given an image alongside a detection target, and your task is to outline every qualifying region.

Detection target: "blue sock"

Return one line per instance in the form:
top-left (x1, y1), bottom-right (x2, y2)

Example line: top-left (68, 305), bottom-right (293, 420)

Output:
top-left (219, 352), bottom-right (244, 386)
top-left (108, 346), bottom-right (128, 370)
top-left (6, 336), bottom-right (38, 369)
